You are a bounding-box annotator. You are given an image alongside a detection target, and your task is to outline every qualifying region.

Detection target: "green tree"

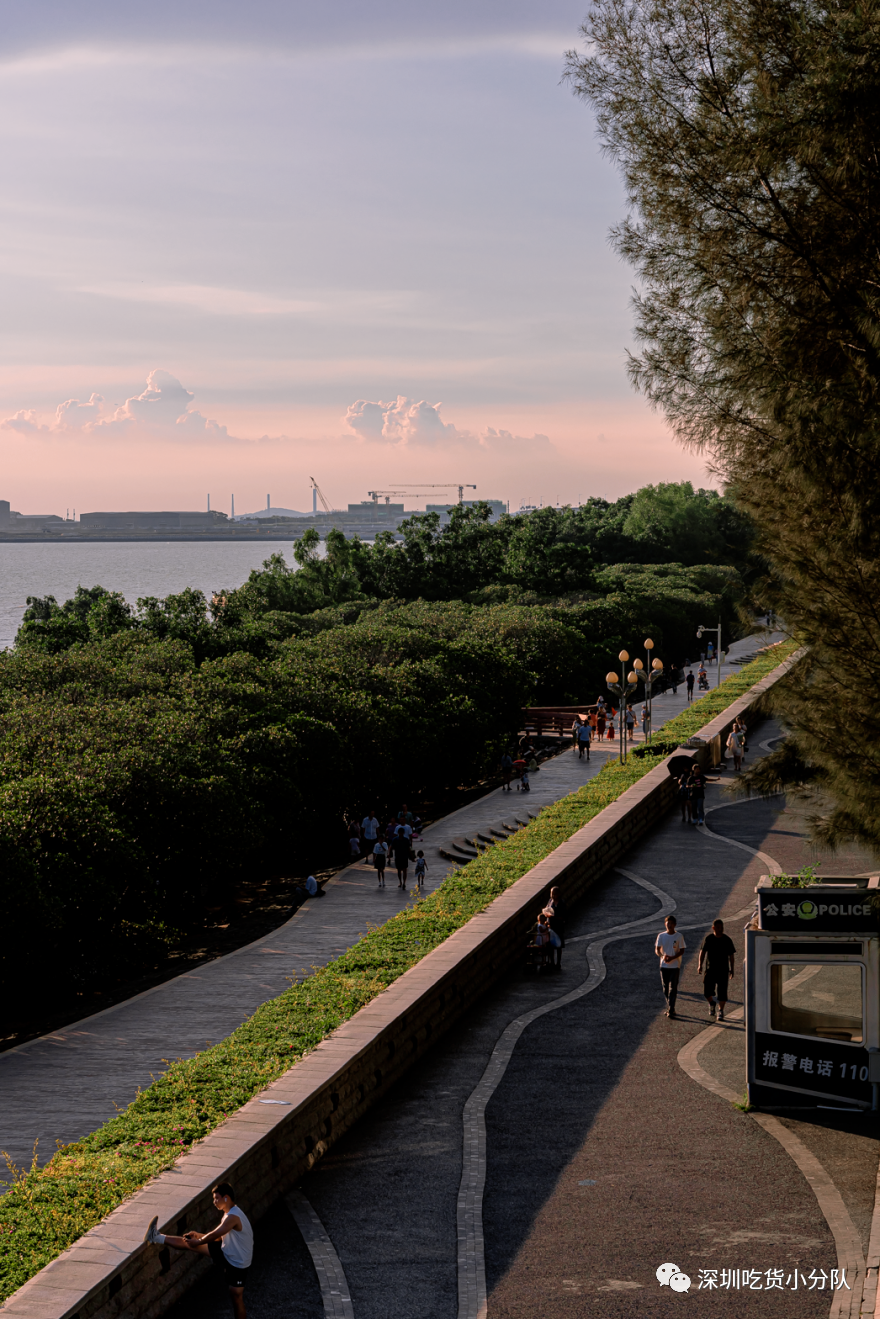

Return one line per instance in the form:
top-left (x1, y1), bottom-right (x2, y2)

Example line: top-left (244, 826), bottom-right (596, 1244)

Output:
top-left (566, 0), bottom-right (880, 853)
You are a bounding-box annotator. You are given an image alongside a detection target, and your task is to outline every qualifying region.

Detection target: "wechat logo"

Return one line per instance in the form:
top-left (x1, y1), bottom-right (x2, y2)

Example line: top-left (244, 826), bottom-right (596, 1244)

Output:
top-left (657, 1262), bottom-right (691, 1292)
top-left (798, 900), bottom-right (819, 920)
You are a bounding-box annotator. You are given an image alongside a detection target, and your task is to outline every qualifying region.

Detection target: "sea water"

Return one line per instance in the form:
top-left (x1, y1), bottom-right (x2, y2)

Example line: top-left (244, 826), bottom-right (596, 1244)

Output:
top-left (0, 541), bottom-right (300, 650)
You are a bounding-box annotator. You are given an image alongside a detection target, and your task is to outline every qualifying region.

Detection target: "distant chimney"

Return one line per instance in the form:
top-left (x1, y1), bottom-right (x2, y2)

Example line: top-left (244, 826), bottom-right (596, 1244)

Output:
top-left (207, 494), bottom-right (211, 512)
top-left (231, 494), bottom-right (235, 519)
top-left (0, 500), bottom-right (9, 525)
top-left (267, 494), bottom-right (270, 510)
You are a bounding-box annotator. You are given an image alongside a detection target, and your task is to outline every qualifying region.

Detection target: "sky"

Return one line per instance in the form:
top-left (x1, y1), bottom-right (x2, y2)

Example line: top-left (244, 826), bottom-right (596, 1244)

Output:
top-left (0, 1), bottom-right (711, 517)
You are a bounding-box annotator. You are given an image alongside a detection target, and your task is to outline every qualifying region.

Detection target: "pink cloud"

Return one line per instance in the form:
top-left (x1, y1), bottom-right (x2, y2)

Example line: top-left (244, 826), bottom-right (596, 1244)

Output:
top-left (344, 396), bottom-right (553, 451)
top-left (1, 370), bottom-right (233, 443)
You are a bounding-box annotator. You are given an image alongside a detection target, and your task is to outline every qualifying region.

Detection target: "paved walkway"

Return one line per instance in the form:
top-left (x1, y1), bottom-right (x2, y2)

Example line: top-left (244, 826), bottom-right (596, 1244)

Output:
top-left (0, 628), bottom-right (782, 1181)
top-left (165, 708), bottom-right (879, 1319)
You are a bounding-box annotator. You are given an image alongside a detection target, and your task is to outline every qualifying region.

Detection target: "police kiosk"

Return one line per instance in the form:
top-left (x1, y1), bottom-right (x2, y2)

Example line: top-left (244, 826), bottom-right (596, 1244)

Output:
top-left (747, 878), bottom-right (880, 1109)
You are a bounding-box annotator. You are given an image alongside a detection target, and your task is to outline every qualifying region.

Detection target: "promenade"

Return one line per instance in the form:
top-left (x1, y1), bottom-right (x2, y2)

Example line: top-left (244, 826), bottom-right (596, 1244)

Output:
top-left (165, 707), bottom-right (879, 1319)
top-left (0, 631), bottom-right (780, 1178)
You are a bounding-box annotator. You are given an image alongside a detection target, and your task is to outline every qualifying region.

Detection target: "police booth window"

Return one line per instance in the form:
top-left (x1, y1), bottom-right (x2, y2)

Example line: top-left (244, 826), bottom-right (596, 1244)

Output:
top-left (771, 963), bottom-right (863, 1043)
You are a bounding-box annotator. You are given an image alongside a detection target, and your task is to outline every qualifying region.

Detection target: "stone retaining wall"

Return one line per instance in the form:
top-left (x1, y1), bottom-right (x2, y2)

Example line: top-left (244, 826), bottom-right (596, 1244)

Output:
top-left (1, 651), bottom-right (794, 1319)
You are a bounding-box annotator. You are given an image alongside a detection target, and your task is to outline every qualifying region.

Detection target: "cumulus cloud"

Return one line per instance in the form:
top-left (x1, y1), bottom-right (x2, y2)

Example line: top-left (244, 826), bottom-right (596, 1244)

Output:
top-left (1, 370), bottom-right (232, 442)
top-left (345, 396), bottom-right (458, 445)
top-left (344, 397), bottom-right (553, 451)
top-left (1, 409), bottom-right (49, 434)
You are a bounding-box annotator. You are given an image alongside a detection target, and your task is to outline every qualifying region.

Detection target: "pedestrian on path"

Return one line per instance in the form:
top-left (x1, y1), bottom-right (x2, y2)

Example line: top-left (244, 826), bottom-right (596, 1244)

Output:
top-left (689, 765), bottom-right (706, 824)
top-left (392, 830), bottom-right (412, 888)
top-left (414, 850), bottom-right (427, 886)
top-left (348, 822), bottom-right (361, 861)
top-left (698, 919), bottom-right (736, 1021)
top-left (501, 751), bottom-right (513, 792)
top-left (641, 704), bottom-right (649, 739)
top-left (686, 671), bottom-right (695, 702)
top-left (726, 725), bottom-right (744, 771)
top-left (571, 717), bottom-right (581, 751)
top-left (589, 709), bottom-right (598, 740)
top-left (577, 719), bottom-right (592, 760)
top-left (607, 712), bottom-right (616, 741)
top-left (671, 667), bottom-right (679, 696)
top-left (596, 707), bottom-right (606, 740)
top-left (361, 810), bottom-right (379, 855)
top-left (655, 916), bottom-right (686, 1018)
top-left (373, 839), bottom-right (388, 886)
top-left (625, 706), bottom-right (636, 745)
top-left (145, 1183), bottom-right (252, 1319)
top-left (677, 770), bottom-right (691, 823)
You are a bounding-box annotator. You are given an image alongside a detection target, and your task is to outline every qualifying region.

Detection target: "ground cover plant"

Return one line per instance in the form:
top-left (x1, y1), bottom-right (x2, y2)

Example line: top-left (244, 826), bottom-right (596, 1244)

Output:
top-left (0, 641), bottom-right (795, 1303)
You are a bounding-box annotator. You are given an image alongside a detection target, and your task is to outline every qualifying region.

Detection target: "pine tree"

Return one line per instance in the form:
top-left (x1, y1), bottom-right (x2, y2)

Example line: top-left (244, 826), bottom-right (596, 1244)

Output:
top-left (565, 0), bottom-right (880, 851)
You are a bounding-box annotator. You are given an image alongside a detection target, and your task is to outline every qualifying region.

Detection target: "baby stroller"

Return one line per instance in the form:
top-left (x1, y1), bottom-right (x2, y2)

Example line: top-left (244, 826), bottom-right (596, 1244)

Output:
top-left (698, 673), bottom-right (710, 691)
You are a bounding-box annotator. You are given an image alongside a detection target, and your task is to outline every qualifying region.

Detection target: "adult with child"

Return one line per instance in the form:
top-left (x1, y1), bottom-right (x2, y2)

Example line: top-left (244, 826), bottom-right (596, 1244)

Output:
top-left (145, 1183), bottom-right (252, 1319)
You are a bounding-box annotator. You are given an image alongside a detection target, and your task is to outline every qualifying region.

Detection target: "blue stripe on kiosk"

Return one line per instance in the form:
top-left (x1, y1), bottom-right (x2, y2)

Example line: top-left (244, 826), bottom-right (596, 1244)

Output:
top-left (746, 877), bottom-right (880, 1109)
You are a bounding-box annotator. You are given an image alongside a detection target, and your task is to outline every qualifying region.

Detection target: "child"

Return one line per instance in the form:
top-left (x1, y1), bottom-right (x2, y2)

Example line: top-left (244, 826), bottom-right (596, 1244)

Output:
top-left (607, 715), bottom-right (615, 741)
top-left (519, 767), bottom-right (530, 792)
top-left (145, 1182), bottom-right (251, 1319)
top-left (373, 838), bottom-right (388, 887)
top-left (414, 850), bottom-right (427, 886)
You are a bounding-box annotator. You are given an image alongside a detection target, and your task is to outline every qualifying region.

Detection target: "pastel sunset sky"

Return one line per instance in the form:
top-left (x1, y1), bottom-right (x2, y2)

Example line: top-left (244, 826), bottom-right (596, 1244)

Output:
top-left (0, 0), bottom-right (712, 517)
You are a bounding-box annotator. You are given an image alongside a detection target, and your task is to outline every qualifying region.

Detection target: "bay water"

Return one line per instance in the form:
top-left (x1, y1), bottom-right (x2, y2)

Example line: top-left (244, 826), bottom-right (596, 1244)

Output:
top-left (0, 541), bottom-right (299, 651)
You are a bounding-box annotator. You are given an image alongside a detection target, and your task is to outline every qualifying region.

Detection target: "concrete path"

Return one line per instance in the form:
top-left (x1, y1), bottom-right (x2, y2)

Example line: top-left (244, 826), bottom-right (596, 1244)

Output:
top-left (0, 628), bottom-right (781, 1181)
top-left (163, 709), bottom-right (879, 1319)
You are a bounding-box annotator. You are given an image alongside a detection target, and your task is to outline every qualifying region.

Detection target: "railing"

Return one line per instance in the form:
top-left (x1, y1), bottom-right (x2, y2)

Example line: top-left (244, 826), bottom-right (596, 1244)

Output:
top-left (521, 705), bottom-right (600, 737)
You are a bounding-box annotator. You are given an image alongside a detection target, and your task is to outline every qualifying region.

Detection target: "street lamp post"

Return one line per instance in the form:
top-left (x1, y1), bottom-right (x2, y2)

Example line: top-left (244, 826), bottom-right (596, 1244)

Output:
top-left (606, 649), bottom-right (639, 763)
top-left (696, 619), bottom-right (723, 688)
top-left (634, 639), bottom-right (664, 742)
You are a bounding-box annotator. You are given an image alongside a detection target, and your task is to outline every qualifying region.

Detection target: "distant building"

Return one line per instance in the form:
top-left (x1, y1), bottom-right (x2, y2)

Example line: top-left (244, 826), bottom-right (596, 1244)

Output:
top-left (236, 506), bottom-right (308, 521)
top-left (425, 499), bottom-right (507, 521)
top-left (0, 501), bottom-right (65, 529)
top-left (79, 510), bottom-right (229, 530)
top-left (347, 501), bottom-right (405, 516)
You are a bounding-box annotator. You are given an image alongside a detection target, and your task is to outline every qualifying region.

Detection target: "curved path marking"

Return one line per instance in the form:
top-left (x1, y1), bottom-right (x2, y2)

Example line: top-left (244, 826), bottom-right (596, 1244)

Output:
top-left (677, 1019), bottom-right (865, 1319)
top-left (285, 1189), bottom-right (355, 1319)
top-left (456, 869), bottom-right (675, 1319)
top-left (701, 794), bottom-right (784, 876)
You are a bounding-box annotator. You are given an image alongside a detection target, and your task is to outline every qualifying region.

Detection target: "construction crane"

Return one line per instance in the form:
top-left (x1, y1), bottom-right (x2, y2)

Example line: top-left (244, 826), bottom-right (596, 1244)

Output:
top-left (309, 476), bottom-right (331, 514)
top-left (366, 483), bottom-right (476, 505)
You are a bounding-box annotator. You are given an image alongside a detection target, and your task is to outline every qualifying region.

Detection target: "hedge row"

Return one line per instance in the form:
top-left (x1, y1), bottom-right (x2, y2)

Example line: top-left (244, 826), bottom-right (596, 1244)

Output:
top-left (0, 640), bottom-right (795, 1302)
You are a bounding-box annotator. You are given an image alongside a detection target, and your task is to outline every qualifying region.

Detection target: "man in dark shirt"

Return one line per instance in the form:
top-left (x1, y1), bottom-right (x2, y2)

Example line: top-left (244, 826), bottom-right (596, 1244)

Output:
top-left (698, 919), bottom-right (736, 1021)
top-left (391, 830), bottom-right (412, 889)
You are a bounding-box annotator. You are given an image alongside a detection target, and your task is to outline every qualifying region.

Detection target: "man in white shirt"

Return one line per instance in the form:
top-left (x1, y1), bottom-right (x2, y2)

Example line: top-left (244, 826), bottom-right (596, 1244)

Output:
top-left (655, 915), bottom-right (686, 1018)
top-left (361, 811), bottom-right (379, 854)
top-left (145, 1182), bottom-right (252, 1319)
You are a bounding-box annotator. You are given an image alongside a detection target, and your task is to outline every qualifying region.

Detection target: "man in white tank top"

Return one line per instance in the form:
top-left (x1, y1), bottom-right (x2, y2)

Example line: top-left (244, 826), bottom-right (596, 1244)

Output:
top-left (145, 1181), bottom-right (253, 1318)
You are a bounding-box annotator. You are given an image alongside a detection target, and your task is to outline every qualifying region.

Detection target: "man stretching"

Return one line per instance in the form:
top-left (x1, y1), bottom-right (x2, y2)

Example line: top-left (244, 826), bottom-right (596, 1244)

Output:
top-left (145, 1182), bottom-right (252, 1319)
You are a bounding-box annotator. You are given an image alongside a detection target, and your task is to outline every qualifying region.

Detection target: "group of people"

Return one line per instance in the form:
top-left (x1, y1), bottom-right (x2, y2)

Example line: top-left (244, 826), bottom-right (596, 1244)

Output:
top-left (500, 741), bottom-right (540, 791)
top-left (526, 885), bottom-right (566, 971)
top-left (569, 697), bottom-right (649, 751)
top-left (655, 915), bottom-right (736, 1021)
top-left (347, 805), bottom-right (428, 889)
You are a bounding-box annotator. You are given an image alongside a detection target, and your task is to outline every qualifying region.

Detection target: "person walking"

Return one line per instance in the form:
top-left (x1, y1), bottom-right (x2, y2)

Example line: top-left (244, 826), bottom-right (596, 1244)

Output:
top-left (571, 717), bottom-right (581, 752)
top-left (677, 770), bottom-right (691, 823)
top-left (501, 750), bottom-right (513, 792)
top-left (625, 706), bottom-right (636, 746)
top-left (145, 1183), bottom-right (252, 1319)
top-left (577, 719), bottom-right (592, 760)
top-left (726, 725), bottom-right (744, 771)
top-left (373, 838), bottom-right (388, 887)
top-left (689, 765), bottom-right (706, 824)
top-left (698, 919), bottom-right (736, 1021)
top-left (655, 915), bottom-right (686, 1018)
top-left (596, 707), bottom-right (606, 740)
top-left (671, 667), bottom-right (679, 696)
top-left (641, 704), bottom-right (649, 740)
top-left (347, 821), bottom-right (361, 862)
top-left (686, 670), bottom-right (695, 702)
top-left (414, 850), bottom-right (428, 886)
top-left (589, 708), bottom-right (598, 741)
top-left (361, 810), bottom-right (379, 856)
top-left (391, 829), bottom-right (412, 888)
